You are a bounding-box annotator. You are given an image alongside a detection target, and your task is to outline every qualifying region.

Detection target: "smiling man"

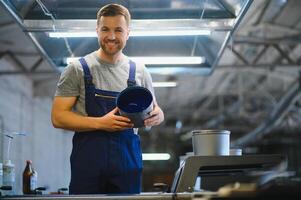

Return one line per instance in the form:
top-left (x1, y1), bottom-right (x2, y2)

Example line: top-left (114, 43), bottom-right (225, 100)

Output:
top-left (51, 4), bottom-right (164, 195)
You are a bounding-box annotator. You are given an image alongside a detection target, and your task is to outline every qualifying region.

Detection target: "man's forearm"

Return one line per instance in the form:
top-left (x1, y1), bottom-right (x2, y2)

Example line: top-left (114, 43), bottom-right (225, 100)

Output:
top-left (52, 110), bottom-right (101, 132)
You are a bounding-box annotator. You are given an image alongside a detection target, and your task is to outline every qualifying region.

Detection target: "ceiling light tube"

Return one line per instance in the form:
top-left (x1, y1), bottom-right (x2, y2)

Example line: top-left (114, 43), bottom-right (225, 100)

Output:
top-left (130, 56), bottom-right (205, 65)
top-left (49, 29), bottom-right (210, 38)
top-left (67, 56), bottom-right (205, 65)
top-left (142, 153), bottom-right (171, 161)
top-left (131, 29), bottom-right (211, 37)
top-left (147, 67), bottom-right (212, 75)
top-left (152, 82), bottom-right (177, 88)
top-left (49, 32), bottom-right (96, 38)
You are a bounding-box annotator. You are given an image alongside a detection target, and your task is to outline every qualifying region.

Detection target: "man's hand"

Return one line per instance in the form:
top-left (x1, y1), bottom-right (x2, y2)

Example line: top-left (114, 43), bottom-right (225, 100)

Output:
top-left (99, 107), bottom-right (134, 132)
top-left (52, 97), bottom-right (133, 132)
top-left (144, 104), bottom-right (164, 127)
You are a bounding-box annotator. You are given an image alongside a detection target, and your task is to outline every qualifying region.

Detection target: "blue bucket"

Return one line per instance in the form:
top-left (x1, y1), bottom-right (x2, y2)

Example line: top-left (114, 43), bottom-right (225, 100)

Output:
top-left (116, 86), bottom-right (153, 128)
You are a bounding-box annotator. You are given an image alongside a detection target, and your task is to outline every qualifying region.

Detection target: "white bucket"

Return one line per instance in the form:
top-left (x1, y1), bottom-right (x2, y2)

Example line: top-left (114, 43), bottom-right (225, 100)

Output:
top-left (192, 130), bottom-right (230, 156)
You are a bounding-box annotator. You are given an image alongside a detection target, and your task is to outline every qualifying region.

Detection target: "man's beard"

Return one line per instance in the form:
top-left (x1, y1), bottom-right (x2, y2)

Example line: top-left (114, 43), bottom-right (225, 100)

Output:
top-left (99, 39), bottom-right (123, 55)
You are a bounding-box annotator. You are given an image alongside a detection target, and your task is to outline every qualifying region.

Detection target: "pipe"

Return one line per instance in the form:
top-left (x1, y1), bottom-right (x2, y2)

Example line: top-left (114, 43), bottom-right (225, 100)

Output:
top-left (0, 115), bottom-right (4, 162)
top-left (232, 78), bottom-right (301, 147)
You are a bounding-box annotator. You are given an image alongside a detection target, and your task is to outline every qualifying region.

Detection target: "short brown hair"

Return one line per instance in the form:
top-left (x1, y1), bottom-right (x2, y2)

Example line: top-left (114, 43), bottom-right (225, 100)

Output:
top-left (97, 4), bottom-right (131, 26)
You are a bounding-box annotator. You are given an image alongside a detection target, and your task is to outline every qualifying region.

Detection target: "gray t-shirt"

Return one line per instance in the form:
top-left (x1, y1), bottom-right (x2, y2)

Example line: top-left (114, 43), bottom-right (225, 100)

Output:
top-left (55, 51), bottom-right (155, 116)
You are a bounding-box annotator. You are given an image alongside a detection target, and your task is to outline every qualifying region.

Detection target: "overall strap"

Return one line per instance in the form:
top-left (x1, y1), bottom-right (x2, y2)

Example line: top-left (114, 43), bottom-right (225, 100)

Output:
top-left (127, 60), bottom-right (136, 87)
top-left (79, 57), bottom-right (93, 85)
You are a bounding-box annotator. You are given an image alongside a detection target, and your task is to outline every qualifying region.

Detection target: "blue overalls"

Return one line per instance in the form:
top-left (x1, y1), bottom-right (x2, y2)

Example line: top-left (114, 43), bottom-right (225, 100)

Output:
top-left (69, 58), bottom-right (143, 194)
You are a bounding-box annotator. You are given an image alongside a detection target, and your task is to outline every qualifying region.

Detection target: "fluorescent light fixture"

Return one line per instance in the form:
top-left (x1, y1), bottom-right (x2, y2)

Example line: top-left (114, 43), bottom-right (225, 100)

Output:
top-left (152, 81), bottom-right (177, 87)
top-left (48, 29), bottom-right (210, 38)
top-left (130, 56), bottom-right (205, 65)
top-left (49, 32), bottom-right (96, 38)
top-left (148, 67), bottom-right (212, 75)
top-left (142, 153), bottom-right (171, 161)
top-left (131, 29), bottom-right (211, 37)
top-left (67, 56), bottom-right (205, 65)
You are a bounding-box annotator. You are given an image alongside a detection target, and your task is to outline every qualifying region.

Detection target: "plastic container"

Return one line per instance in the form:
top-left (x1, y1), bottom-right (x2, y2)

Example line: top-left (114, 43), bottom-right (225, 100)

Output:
top-left (116, 86), bottom-right (153, 128)
top-left (2, 160), bottom-right (15, 195)
top-left (192, 130), bottom-right (230, 156)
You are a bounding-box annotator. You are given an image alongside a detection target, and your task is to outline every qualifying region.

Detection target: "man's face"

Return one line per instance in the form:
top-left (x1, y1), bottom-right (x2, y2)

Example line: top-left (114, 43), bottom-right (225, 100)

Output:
top-left (96, 15), bottom-right (129, 56)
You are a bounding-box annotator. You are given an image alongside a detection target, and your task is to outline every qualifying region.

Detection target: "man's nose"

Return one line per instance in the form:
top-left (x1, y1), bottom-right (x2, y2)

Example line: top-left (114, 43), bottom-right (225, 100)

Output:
top-left (107, 31), bottom-right (116, 39)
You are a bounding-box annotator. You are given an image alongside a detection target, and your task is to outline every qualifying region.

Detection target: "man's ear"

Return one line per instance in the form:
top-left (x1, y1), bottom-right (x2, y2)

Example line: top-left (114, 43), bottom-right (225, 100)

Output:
top-left (96, 26), bottom-right (99, 35)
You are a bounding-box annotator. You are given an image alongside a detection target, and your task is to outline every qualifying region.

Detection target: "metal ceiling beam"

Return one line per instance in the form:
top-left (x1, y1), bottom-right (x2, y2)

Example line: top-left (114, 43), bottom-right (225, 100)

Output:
top-left (271, 45), bottom-right (298, 67)
top-left (209, 0), bottom-right (254, 75)
top-left (215, 0), bottom-right (236, 17)
top-left (241, 23), bottom-right (300, 41)
top-left (0, 51), bottom-right (56, 75)
top-left (269, 0), bottom-right (288, 22)
top-left (233, 35), bottom-right (301, 45)
top-left (190, 71), bottom-right (271, 128)
top-left (232, 78), bottom-right (301, 147)
top-left (230, 47), bottom-right (250, 65)
top-left (0, 70), bottom-right (57, 76)
top-left (19, 0), bottom-right (36, 19)
top-left (0, 21), bottom-right (15, 28)
top-left (23, 19), bottom-right (235, 32)
top-left (0, 51), bottom-right (39, 56)
top-left (192, 72), bottom-right (233, 114)
top-left (215, 66), bottom-right (299, 82)
top-left (216, 72), bottom-right (237, 94)
top-left (251, 45), bottom-right (269, 65)
top-left (30, 57), bottom-right (43, 72)
top-left (252, 0), bottom-right (271, 25)
top-left (297, 57), bottom-right (301, 65)
top-left (202, 72), bottom-right (269, 129)
top-left (1, 51), bottom-right (28, 72)
top-left (25, 8), bottom-right (235, 20)
top-left (3, 0), bottom-right (253, 77)
top-left (0, 39), bottom-right (13, 45)
top-left (218, 64), bottom-right (301, 68)
top-left (0, 50), bottom-right (54, 76)
top-left (173, 67), bottom-right (296, 134)
top-left (0, 0), bottom-right (60, 73)
top-left (203, 101), bottom-right (241, 128)
top-left (226, 35), bottom-right (301, 68)
top-left (272, 44), bottom-right (296, 65)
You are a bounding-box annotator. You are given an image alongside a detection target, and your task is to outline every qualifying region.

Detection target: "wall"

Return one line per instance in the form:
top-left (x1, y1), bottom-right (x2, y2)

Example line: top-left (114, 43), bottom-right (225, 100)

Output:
top-left (0, 56), bottom-right (73, 195)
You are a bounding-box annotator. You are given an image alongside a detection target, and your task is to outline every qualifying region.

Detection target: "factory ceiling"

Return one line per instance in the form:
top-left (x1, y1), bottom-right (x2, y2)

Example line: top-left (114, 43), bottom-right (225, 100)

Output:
top-left (1, 0), bottom-right (252, 75)
top-left (1, 0), bottom-right (301, 150)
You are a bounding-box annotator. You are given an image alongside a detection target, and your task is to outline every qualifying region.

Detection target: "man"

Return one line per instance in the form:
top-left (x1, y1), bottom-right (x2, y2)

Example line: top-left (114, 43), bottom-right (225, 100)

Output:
top-left (51, 4), bottom-right (164, 194)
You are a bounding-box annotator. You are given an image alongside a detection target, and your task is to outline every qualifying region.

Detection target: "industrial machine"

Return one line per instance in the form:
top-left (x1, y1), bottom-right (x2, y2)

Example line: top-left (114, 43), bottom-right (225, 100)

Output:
top-left (0, 154), bottom-right (287, 200)
top-left (171, 154), bottom-right (285, 192)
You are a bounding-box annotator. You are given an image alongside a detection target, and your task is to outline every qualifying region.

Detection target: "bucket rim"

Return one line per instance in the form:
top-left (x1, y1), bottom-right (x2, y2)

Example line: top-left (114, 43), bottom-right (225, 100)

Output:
top-left (192, 130), bottom-right (230, 135)
top-left (116, 86), bottom-right (153, 113)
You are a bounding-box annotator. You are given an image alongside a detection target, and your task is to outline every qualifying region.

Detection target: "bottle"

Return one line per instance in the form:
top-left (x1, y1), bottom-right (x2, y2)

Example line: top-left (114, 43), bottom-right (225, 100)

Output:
top-left (23, 160), bottom-right (38, 194)
top-left (0, 162), bottom-right (3, 186)
top-left (2, 160), bottom-right (15, 195)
